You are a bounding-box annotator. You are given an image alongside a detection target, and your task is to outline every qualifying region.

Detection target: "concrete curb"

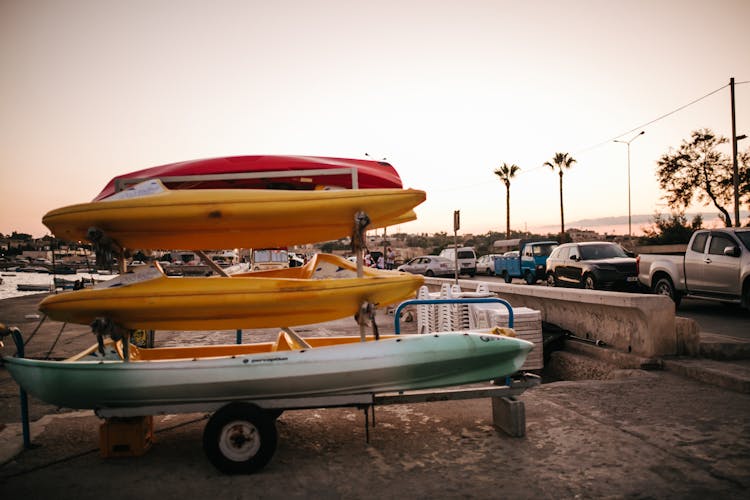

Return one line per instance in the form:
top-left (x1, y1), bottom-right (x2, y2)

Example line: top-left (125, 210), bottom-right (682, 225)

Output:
top-left (699, 332), bottom-right (750, 360)
top-left (558, 338), bottom-right (750, 394)
top-left (663, 358), bottom-right (750, 394)
top-left (563, 338), bottom-right (663, 370)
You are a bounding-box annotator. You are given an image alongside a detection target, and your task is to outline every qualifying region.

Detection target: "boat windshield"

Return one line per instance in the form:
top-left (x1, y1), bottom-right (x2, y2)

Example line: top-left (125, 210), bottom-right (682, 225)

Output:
top-left (94, 266), bottom-right (163, 288)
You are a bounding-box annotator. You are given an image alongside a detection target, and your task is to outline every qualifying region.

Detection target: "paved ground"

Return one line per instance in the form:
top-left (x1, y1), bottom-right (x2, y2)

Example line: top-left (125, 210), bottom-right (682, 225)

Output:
top-left (1, 294), bottom-right (749, 499)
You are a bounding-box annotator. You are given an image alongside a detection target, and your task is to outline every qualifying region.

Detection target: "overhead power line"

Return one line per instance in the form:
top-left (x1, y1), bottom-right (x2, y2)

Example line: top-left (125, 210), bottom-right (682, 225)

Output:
top-left (438, 80), bottom-right (747, 190)
top-left (575, 83), bottom-right (731, 155)
top-left (510, 81), bottom-right (739, 177)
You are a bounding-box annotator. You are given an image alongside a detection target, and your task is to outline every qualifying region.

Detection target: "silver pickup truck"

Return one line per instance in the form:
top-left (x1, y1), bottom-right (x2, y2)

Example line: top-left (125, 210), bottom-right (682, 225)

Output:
top-left (638, 228), bottom-right (750, 308)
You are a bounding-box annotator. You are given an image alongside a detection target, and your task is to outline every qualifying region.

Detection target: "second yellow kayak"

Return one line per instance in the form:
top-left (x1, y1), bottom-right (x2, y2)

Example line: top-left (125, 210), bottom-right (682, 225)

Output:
top-left (43, 181), bottom-right (426, 250)
top-left (38, 254), bottom-right (424, 330)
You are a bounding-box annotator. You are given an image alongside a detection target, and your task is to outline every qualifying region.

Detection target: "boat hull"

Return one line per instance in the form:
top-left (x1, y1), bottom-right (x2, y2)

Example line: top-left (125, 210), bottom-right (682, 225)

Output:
top-left (43, 187), bottom-right (425, 250)
top-left (3, 333), bottom-right (533, 410)
top-left (95, 155), bottom-right (404, 200)
top-left (38, 271), bottom-right (423, 330)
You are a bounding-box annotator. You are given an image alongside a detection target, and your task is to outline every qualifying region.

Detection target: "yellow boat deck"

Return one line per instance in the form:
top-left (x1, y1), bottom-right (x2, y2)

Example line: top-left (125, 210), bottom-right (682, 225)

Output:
top-left (68, 331), bottom-right (398, 363)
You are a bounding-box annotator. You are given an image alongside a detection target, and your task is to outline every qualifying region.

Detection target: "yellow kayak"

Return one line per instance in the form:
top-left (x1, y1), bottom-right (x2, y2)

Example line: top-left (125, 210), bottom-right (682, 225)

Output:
top-left (38, 254), bottom-right (424, 330)
top-left (42, 181), bottom-right (426, 249)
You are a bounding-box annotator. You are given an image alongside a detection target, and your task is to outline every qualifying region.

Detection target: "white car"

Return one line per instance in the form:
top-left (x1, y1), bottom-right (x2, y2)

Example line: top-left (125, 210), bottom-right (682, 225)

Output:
top-left (476, 254), bottom-right (502, 275)
top-left (438, 246), bottom-right (477, 276)
top-left (398, 256), bottom-right (456, 277)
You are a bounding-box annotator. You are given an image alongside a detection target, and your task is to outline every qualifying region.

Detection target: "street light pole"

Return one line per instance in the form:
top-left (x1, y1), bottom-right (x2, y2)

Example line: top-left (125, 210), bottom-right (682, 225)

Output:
top-left (614, 130), bottom-right (645, 240)
top-left (731, 77), bottom-right (739, 227)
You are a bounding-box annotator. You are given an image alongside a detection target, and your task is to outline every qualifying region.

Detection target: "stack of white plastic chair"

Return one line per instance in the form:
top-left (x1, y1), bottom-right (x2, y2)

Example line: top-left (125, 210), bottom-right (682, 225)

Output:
top-left (448, 284), bottom-right (471, 330)
top-left (437, 283), bottom-right (455, 332)
top-left (416, 286), bottom-right (434, 334)
top-left (417, 282), bottom-right (496, 334)
top-left (468, 282), bottom-right (494, 329)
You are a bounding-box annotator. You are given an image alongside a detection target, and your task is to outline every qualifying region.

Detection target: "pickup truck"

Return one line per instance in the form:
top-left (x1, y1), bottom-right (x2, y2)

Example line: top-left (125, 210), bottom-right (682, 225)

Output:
top-left (638, 228), bottom-right (750, 308)
top-left (494, 240), bottom-right (558, 285)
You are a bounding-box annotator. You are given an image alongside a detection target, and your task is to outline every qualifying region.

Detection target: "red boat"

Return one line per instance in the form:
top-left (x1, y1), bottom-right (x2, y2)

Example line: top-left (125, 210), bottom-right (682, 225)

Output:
top-left (95, 155), bottom-right (403, 200)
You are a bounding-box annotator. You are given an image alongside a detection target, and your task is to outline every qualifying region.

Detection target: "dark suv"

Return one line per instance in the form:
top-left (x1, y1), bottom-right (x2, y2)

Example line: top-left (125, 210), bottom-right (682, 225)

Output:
top-left (545, 242), bottom-right (639, 290)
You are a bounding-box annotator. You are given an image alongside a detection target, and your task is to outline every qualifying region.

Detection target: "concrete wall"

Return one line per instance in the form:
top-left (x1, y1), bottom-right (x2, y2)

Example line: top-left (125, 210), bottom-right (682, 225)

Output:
top-left (423, 278), bottom-right (677, 358)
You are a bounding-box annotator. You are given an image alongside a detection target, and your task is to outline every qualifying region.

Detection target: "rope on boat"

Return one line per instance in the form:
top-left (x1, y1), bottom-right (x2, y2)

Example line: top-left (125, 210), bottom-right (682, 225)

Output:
top-left (22, 314), bottom-right (47, 346)
top-left (43, 322), bottom-right (67, 360)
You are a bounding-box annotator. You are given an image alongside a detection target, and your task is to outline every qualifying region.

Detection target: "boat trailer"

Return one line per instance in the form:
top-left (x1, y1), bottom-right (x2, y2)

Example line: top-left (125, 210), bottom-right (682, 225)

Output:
top-left (89, 373), bottom-right (540, 474)
top-left (0, 298), bottom-right (540, 475)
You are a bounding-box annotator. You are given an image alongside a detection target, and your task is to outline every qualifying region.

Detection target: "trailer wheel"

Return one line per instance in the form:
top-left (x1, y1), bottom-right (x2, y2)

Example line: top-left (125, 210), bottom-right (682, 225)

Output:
top-left (203, 403), bottom-right (277, 474)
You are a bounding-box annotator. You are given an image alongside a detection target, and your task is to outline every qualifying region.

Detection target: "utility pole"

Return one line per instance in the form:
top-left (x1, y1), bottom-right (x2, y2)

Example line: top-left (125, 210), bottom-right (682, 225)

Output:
top-left (453, 210), bottom-right (460, 284)
top-left (731, 77), bottom-right (739, 227)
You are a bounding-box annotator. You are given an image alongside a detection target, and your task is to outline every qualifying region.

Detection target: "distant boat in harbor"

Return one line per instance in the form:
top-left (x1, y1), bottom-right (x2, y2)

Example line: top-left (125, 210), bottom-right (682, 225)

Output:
top-left (17, 283), bottom-right (53, 292)
top-left (17, 266), bottom-right (50, 274)
top-left (51, 265), bottom-right (77, 275)
top-left (53, 277), bottom-right (94, 290)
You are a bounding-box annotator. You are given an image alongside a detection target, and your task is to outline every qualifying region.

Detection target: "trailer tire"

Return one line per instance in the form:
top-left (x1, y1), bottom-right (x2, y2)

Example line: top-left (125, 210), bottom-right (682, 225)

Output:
top-left (653, 276), bottom-right (681, 308)
top-left (203, 403), bottom-right (277, 475)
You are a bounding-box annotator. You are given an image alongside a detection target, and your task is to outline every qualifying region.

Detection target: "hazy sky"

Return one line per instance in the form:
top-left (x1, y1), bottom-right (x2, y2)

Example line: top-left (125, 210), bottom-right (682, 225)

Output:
top-left (1, 0), bottom-right (748, 239)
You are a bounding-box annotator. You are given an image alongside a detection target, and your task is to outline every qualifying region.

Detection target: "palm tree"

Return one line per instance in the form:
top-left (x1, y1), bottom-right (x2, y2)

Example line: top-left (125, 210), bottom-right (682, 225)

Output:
top-left (543, 152), bottom-right (577, 241)
top-left (493, 163), bottom-right (520, 239)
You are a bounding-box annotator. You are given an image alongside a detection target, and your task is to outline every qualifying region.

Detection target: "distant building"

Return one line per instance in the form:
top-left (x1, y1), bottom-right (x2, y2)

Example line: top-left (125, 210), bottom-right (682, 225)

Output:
top-left (568, 228), bottom-right (601, 242)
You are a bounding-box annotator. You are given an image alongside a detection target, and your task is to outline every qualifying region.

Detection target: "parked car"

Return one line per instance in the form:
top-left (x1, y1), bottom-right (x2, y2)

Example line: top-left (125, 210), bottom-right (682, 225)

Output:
top-left (398, 256), bottom-right (456, 277)
top-left (476, 254), bottom-right (502, 275)
top-left (638, 228), bottom-right (750, 308)
top-left (438, 246), bottom-right (477, 276)
top-left (545, 242), bottom-right (638, 290)
top-left (495, 240), bottom-right (558, 284)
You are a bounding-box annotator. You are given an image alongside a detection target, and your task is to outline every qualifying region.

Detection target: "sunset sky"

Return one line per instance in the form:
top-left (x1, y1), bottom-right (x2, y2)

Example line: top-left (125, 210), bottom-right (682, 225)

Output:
top-left (1, 0), bottom-right (748, 240)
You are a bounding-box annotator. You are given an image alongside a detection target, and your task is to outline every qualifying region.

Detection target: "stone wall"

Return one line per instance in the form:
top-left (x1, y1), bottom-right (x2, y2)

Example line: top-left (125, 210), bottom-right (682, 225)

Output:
top-left (423, 278), bottom-right (678, 357)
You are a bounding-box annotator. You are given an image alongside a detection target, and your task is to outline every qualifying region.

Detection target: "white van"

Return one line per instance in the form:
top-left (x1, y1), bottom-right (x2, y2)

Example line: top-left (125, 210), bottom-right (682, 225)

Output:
top-left (439, 246), bottom-right (477, 276)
